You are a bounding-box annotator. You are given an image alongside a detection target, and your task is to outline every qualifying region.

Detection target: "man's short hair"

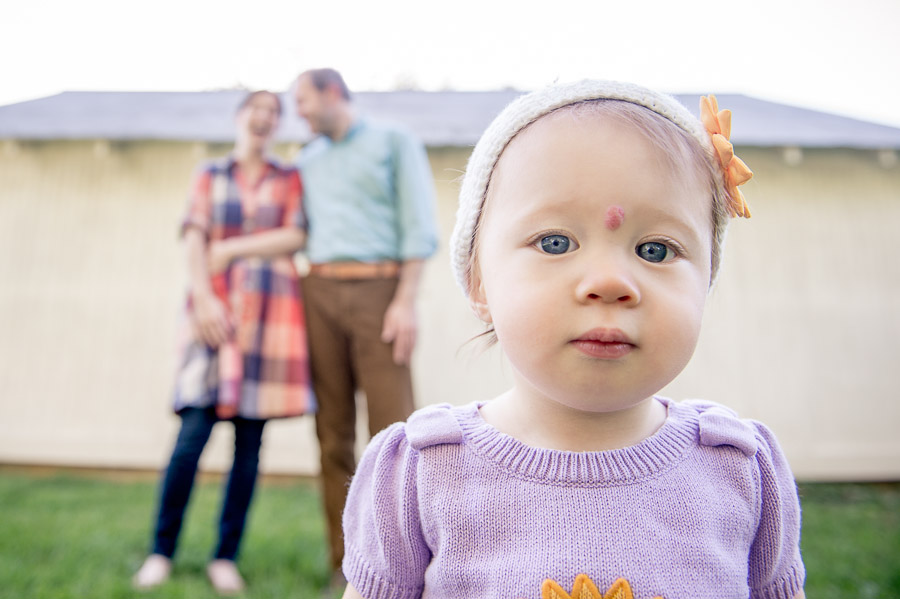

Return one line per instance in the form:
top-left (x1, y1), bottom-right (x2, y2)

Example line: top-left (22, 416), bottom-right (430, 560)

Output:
top-left (302, 68), bottom-right (351, 101)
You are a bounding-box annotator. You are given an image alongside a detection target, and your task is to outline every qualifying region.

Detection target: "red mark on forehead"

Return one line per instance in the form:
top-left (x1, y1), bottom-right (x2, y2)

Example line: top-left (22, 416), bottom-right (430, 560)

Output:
top-left (605, 205), bottom-right (625, 230)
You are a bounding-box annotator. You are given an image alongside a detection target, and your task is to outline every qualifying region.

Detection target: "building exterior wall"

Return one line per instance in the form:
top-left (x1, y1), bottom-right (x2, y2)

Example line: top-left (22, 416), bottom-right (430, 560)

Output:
top-left (0, 140), bottom-right (897, 480)
top-left (666, 147), bottom-right (900, 481)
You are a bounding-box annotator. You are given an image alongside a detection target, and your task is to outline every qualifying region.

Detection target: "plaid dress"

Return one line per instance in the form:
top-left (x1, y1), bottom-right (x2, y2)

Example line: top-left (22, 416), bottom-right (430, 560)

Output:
top-left (173, 156), bottom-right (315, 420)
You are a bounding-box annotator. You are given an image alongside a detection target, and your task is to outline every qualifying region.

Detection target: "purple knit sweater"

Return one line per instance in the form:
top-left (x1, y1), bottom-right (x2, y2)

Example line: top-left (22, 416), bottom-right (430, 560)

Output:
top-left (342, 398), bottom-right (804, 599)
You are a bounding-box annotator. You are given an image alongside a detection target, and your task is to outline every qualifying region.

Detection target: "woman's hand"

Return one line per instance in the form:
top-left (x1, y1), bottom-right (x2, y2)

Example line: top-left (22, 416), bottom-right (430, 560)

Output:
top-left (191, 290), bottom-right (233, 348)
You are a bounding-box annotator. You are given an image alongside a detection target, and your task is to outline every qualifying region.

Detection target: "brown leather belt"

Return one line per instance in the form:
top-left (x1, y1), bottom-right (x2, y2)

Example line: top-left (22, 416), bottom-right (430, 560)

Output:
top-left (308, 261), bottom-right (401, 280)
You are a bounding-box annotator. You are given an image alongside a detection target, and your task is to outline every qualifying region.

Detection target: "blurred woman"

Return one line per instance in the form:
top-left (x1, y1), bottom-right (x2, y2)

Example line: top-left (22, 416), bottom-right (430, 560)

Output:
top-left (133, 90), bottom-right (314, 594)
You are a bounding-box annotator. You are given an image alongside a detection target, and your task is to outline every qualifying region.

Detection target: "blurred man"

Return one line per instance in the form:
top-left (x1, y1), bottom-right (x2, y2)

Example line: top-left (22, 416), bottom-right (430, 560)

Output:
top-left (292, 68), bottom-right (438, 591)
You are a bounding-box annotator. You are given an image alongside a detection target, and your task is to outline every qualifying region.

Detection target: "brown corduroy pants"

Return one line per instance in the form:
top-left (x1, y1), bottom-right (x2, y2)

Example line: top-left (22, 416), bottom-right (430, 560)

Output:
top-left (300, 274), bottom-right (416, 572)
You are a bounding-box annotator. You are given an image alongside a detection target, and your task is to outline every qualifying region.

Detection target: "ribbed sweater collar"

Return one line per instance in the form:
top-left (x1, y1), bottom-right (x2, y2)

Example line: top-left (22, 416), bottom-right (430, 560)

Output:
top-left (455, 397), bottom-right (698, 486)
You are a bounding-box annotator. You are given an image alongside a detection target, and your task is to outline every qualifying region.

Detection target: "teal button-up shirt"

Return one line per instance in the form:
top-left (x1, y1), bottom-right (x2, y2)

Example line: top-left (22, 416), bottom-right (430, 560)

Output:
top-left (296, 118), bottom-right (438, 264)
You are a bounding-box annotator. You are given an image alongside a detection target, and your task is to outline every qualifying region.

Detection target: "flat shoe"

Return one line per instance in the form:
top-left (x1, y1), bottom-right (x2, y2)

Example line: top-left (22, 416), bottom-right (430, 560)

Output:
top-left (132, 554), bottom-right (172, 589)
top-left (207, 559), bottom-right (246, 595)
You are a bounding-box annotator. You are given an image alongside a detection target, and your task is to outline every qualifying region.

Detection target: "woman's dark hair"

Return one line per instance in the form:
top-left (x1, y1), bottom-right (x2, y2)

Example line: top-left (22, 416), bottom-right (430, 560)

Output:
top-left (237, 90), bottom-right (283, 116)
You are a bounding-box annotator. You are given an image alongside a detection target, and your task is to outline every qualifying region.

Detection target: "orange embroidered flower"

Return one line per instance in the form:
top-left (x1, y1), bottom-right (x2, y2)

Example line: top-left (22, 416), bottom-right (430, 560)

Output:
top-left (700, 94), bottom-right (753, 218)
top-left (541, 574), bottom-right (663, 599)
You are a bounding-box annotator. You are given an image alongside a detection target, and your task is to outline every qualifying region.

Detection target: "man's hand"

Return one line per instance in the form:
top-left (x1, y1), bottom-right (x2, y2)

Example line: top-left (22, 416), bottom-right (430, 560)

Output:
top-left (380, 259), bottom-right (426, 366)
top-left (381, 296), bottom-right (417, 366)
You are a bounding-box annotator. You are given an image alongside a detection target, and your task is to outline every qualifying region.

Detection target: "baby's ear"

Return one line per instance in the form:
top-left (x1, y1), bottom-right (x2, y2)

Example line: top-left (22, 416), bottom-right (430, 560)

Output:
top-left (467, 271), bottom-right (492, 324)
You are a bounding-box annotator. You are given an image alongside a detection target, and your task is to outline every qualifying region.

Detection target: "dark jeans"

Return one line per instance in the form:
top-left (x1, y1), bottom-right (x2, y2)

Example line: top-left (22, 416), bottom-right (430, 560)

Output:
top-left (150, 406), bottom-right (266, 561)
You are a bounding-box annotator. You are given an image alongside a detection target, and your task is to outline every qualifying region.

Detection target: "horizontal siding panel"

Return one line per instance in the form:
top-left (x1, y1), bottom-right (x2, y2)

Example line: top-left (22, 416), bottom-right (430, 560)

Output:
top-left (1, 142), bottom-right (898, 480)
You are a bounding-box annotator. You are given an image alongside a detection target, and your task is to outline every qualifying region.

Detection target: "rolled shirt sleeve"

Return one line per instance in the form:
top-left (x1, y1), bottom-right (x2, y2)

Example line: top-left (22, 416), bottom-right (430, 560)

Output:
top-left (180, 164), bottom-right (214, 237)
top-left (390, 127), bottom-right (438, 261)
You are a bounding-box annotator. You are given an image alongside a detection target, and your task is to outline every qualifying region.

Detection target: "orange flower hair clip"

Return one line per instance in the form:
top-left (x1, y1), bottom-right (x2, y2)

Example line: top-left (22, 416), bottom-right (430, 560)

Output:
top-left (700, 95), bottom-right (753, 218)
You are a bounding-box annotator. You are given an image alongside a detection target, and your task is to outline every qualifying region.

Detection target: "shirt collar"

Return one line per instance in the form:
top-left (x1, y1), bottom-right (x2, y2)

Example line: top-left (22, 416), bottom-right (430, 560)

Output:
top-left (328, 117), bottom-right (365, 144)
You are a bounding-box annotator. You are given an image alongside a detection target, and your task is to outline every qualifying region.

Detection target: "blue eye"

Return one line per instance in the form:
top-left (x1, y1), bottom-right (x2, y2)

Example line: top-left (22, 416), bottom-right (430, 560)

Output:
top-left (540, 234), bottom-right (571, 254)
top-left (636, 242), bottom-right (673, 263)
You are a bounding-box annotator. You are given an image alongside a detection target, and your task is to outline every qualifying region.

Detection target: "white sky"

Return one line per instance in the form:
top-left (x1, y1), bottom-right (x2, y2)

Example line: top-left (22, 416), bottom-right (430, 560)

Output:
top-left (4, 0), bottom-right (900, 127)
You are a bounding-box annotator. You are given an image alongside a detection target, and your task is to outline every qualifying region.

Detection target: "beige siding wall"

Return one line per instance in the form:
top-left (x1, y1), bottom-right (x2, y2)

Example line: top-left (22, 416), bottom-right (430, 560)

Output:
top-left (665, 147), bottom-right (900, 480)
top-left (0, 141), bottom-right (897, 480)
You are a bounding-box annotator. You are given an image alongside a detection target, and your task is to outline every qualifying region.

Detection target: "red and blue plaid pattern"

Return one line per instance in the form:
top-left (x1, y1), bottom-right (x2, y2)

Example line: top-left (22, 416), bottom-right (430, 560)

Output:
top-left (174, 156), bottom-right (314, 420)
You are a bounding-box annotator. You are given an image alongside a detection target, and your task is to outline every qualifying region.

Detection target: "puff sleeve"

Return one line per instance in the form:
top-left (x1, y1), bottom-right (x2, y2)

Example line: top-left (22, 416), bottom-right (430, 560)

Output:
top-left (748, 421), bottom-right (806, 599)
top-left (690, 400), bottom-right (805, 598)
top-left (342, 423), bottom-right (430, 599)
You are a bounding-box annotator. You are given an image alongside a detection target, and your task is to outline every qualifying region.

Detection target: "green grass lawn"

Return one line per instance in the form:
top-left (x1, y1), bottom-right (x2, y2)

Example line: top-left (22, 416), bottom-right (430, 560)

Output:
top-left (0, 469), bottom-right (329, 599)
top-left (0, 468), bottom-right (898, 598)
top-left (797, 482), bottom-right (900, 597)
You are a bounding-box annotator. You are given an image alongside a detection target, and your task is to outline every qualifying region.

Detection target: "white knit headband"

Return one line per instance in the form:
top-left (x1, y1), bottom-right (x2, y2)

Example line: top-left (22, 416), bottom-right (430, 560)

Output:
top-left (449, 79), bottom-right (717, 296)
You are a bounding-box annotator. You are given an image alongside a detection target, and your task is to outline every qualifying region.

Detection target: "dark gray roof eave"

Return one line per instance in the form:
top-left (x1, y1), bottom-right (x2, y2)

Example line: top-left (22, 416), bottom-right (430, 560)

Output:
top-left (2, 90), bottom-right (900, 150)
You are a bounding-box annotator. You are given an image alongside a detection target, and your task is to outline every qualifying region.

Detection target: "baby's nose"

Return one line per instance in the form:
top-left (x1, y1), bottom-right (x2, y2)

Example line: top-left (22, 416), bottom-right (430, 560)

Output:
top-left (575, 257), bottom-right (640, 305)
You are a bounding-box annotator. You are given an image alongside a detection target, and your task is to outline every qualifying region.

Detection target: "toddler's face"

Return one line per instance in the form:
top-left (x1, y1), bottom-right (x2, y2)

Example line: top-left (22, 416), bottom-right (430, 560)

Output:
top-left (470, 111), bottom-right (713, 414)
